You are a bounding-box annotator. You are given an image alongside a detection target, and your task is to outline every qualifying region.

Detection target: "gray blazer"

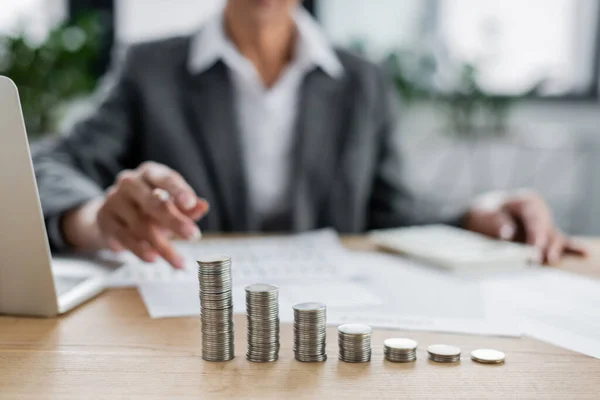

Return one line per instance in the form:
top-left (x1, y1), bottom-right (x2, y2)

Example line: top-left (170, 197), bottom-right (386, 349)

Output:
top-left (33, 35), bottom-right (463, 248)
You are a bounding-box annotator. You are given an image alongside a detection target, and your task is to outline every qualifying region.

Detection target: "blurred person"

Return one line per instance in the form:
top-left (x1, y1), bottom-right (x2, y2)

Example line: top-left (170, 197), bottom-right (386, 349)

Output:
top-left (33, 0), bottom-right (586, 269)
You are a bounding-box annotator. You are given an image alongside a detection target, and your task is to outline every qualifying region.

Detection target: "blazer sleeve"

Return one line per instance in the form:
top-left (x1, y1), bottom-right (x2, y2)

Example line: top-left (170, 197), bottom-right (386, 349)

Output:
top-left (367, 73), bottom-right (467, 230)
top-left (32, 48), bottom-right (140, 249)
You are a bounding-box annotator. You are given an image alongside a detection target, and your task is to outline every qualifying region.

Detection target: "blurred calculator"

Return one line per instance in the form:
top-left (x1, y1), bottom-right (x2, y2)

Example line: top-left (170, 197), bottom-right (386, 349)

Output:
top-left (369, 225), bottom-right (539, 272)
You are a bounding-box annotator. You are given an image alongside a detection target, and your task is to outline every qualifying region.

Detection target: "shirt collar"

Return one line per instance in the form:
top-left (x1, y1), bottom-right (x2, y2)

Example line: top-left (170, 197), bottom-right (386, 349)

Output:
top-left (188, 7), bottom-right (344, 79)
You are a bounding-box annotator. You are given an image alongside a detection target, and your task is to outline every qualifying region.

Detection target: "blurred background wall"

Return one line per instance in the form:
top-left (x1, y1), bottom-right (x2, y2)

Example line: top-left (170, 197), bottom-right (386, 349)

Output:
top-left (1, 0), bottom-right (600, 234)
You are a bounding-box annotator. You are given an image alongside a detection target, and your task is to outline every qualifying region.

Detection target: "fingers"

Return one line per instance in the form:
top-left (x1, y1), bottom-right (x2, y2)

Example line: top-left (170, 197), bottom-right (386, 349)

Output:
top-left (145, 224), bottom-right (185, 269)
top-left (151, 188), bottom-right (209, 221)
top-left (488, 211), bottom-right (517, 240)
top-left (469, 190), bottom-right (589, 266)
top-left (503, 198), bottom-right (551, 249)
top-left (100, 197), bottom-right (185, 269)
top-left (120, 207), bottom-right (184, 269)
top-left (463, 208), bottom-right (516, 240)
top-left (186, 197), bottom-right (211, 221)
top-left (140, 162), bottom-right (198, 211)
top-left (115, 171), bottom-right (201, 240)
top-left (107, 237), bottom-right (125, 252)
top-left (97, 210), bottom-right (157, 263)
top-left (99, 163), bottom-right (209, 269)
top-left (146, 188), bottom-right (201, 240)
top-left (519, 205), bottom-right (548, 248)
top-left (545, 233), bottom-right (564, 265)
top-left (565, 239), bottom-right (589, 257)
top-left (542, 233), bottom-right (587, 266)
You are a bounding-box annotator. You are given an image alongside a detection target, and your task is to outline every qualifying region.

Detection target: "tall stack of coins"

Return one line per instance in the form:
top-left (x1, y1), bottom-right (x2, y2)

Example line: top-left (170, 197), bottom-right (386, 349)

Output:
top-left (338, 324), bottom-right (372, 363)
top-left (293, 302), bottom-right (327, 362)
top-left (384, 338), bottom-right (418, 362)
top-left (427, 344), bottom-right (461, 363)
top-left (198, 255), bottom-right (234, 362)
top-left (245, 284), bottom-right (280, 362)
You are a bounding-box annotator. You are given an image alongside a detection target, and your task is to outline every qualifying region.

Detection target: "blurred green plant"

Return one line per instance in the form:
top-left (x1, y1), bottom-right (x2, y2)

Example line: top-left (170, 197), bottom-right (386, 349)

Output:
top-left (384, 49), bottom-right (519, 138)
top-left (0, 14), bottom-right (102, 137)
top-left (443, 63), bottom-right (516, 137)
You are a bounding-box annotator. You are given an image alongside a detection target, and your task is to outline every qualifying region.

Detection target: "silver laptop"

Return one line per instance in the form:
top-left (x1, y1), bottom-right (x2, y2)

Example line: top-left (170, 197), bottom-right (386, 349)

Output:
top-left (0, 76), bottom-right (109, 317)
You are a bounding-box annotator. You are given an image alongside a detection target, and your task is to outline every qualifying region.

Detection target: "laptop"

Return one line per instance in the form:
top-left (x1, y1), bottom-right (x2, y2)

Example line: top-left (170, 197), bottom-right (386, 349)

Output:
top-left (0, 76), bottom-right (109, 317)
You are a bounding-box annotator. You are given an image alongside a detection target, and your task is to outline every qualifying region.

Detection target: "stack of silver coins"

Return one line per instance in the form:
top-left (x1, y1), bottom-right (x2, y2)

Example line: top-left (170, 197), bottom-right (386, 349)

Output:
top-left (384, 338), bottom-right (418, 362)
top-left (338, 324), bottom-right (372, 363)
top-left (293, 302), bottom-right (327, 362)
top-left (427, 344), bottom-right (461, 363)
top-left (245, 284), bottom-right (280, 362)
top-left (198, 255), bottom-right (234, 362)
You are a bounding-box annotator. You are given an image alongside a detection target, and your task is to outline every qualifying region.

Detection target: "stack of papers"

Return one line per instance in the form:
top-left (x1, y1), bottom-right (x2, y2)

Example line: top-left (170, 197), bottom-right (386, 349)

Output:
top-left (482, 269), bottom-right (600, 359)
top-left (107, 229), bottom-right (600, 359)
top-left (107, 229), bottom-right (345, 287)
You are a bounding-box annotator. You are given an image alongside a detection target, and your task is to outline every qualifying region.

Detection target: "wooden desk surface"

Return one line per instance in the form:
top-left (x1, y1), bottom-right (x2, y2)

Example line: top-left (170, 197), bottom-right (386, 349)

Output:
top-left (1, 237), bottom-right (600, 399)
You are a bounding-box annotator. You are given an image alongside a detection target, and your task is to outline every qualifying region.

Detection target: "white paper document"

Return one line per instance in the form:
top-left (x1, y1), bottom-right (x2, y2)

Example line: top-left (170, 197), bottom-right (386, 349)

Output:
top-left (132, 229), bottom-right (600, 355)
top-left (135, 236), bottom-right (520, 337)
top-left (138, 280), bottom-right (383, 320)
top-left (483, 269), bottom-right (600, 359)
top-left (326, 251), bottom-right (521, 337)
top-left (108, 229), bottom-right (345, 287)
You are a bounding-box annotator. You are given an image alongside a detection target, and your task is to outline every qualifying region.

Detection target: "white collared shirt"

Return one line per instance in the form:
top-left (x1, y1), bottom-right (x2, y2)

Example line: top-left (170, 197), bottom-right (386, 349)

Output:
top-left (188, 7), bottom-right (343, 228)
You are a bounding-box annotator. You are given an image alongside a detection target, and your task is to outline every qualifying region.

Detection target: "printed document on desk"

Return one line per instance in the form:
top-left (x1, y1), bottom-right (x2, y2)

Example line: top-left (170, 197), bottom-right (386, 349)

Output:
top-left (136, 242), bottom-right (521, 337)
top-left (108, 229), bottom-right (347, 287)
top-left (139, 280), bottom-right (384, 319)
top-left (483, 268), bottom-right (600, 359)
top-left (326, 251), bottom-right (522, 337)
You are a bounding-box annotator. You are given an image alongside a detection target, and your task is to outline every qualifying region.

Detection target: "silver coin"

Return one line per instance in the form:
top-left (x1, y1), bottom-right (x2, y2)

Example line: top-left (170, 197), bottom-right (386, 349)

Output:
top-left (385, 349), bottom-right (417, 363)
top-left (245, 283), bottom-right (279, 293)
top-left (470, 349), bottom-right (505, 364)
top-left (293, 302), bottom-right (326, 312)
top-left (429, 355), bottom-right (460, 363)
top-left (197, 254), bottom-right (231, 265)
top-left (427, 344), bottom-right (461, 357)
top-left (384, 338), bottom-right (418, 351)
top-left (338, 353), bottom-right (371, 363)
top-left (296, 354), bottom-right (327, 363)
top-left (338, 324), bottom-right (372, 336)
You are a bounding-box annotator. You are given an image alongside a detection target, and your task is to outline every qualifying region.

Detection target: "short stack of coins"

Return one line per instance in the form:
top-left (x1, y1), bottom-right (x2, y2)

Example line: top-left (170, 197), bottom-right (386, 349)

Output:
top-left (245, 284), bottom-right (280, 362)
top-left (384, 338), bottom-right (418, 362)
top-left (470, 349), bottom-right (505, 365)
top-left (427, 344), bottom-right (461, 363)
top-left (198, 255), bottom-right (234, 362)
top-left (293, 302), bottom-right (327, 362)
top-left (338, 324), bottom-right (372, 363)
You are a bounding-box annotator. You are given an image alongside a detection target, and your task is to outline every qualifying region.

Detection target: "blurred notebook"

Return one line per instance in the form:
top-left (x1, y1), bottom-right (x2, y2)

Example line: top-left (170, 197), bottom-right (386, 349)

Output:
top-left (370, 225), bottom-right (538, 272)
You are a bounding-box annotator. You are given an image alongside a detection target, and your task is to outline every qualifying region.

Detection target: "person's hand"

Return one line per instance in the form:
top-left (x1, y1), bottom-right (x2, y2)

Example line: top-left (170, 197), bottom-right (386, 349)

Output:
top-left (62, 162), bottom-right (209, 269)
top-left (463, 190), bottom-right (588, 265)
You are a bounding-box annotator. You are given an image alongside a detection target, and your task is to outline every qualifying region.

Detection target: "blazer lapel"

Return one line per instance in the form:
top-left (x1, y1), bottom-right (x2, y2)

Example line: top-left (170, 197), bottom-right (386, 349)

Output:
top-left (292, 69), bottom-right (350, 231)
top-left (183, 62), bottom-right (253, 231)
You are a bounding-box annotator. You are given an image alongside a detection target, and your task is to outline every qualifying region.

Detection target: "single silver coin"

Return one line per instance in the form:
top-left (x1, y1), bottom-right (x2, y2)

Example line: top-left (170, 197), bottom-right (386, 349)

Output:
top-left (338, 324), bottom-right (372, 336)
top-left (427, 344), bottom-right (461, 357)
top-left (470, 349), bottom-right (505, 364)
top-left (245, 283), bottom-right (279, 293)
top-left (384, 338), bottom-right (418, 351)
top-left (197, 254), bottom-right (231, 265)
top-left (293, 302), bottom-right (326, 312)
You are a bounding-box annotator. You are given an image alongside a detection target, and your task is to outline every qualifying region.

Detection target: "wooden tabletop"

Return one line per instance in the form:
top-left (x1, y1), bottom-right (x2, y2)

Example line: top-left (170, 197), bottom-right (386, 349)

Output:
top-left (1, 237), bottom-right (600, 399)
